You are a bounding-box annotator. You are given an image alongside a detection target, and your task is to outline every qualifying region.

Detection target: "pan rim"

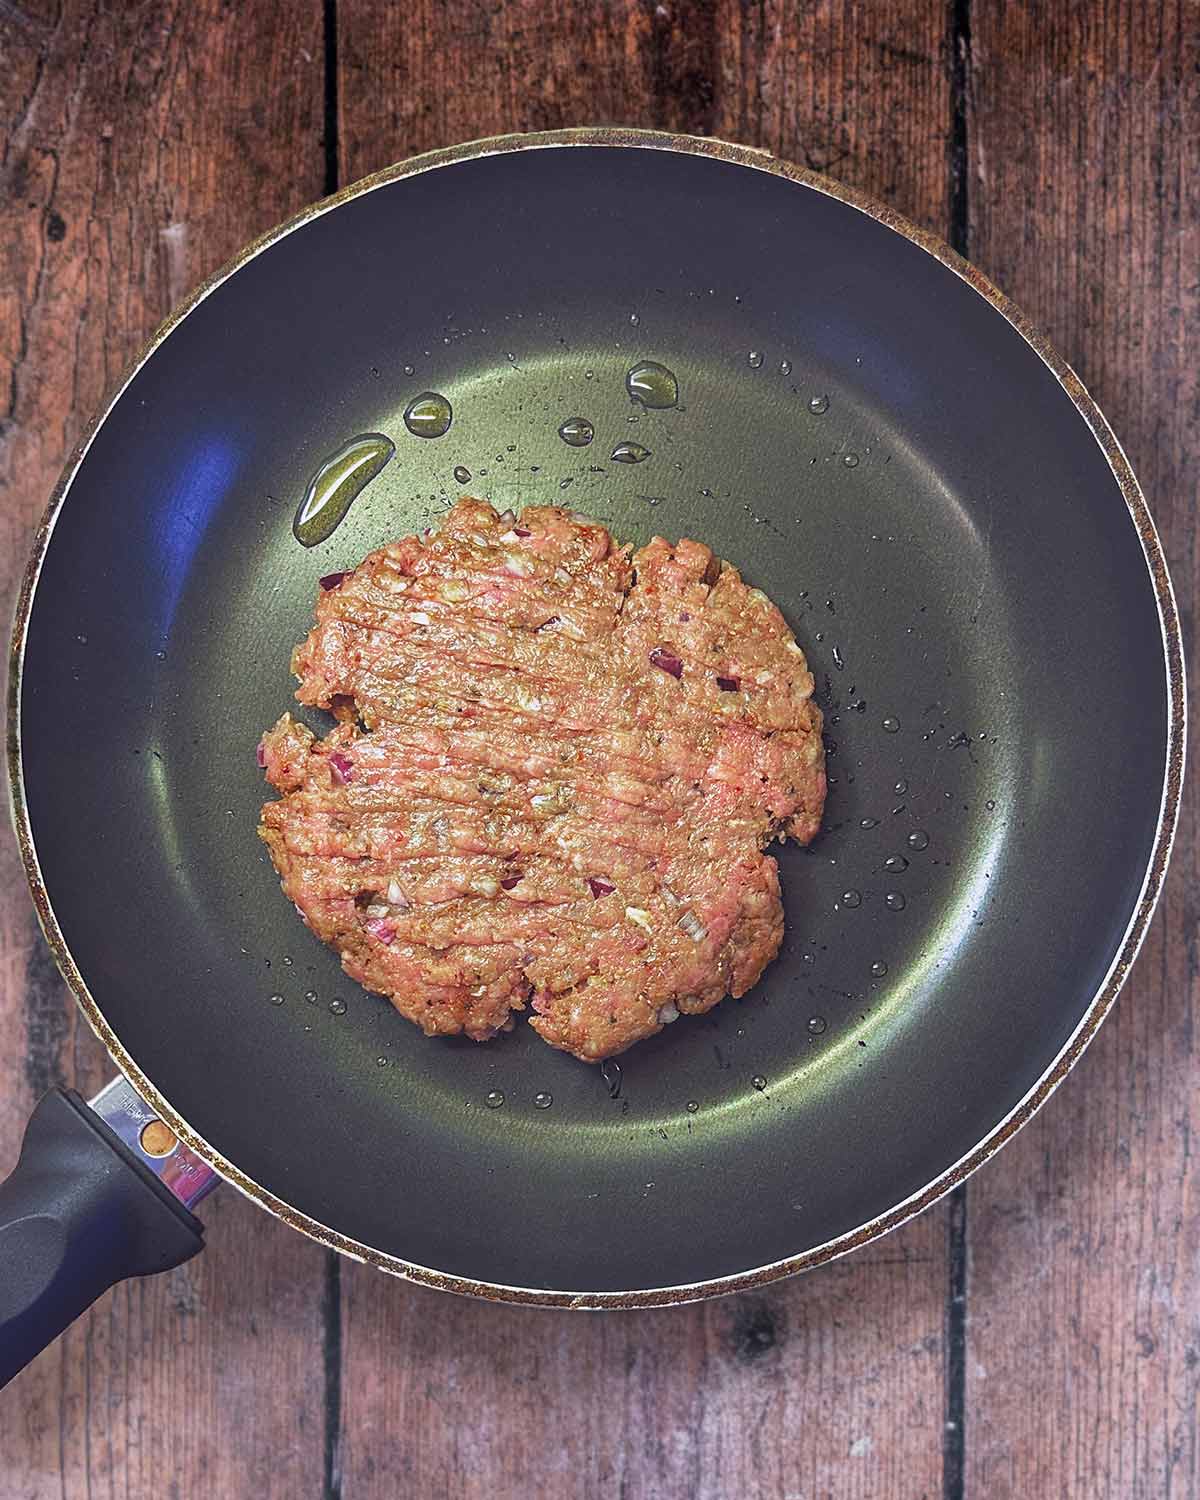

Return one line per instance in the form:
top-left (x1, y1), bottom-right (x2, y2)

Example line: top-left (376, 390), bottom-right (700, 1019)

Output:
top-left (7, 126), bottom-right (1185, 1309)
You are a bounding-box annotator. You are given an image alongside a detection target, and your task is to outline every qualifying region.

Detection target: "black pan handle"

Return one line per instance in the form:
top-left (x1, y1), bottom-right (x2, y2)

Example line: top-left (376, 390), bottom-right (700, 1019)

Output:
top-left (0, 1088), bottom-right (205, 1388)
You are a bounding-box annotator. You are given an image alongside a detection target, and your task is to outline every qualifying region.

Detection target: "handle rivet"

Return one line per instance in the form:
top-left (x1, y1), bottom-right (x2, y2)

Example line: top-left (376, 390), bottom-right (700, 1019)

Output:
top-left (139, 1120), bottom-right (177, 1158)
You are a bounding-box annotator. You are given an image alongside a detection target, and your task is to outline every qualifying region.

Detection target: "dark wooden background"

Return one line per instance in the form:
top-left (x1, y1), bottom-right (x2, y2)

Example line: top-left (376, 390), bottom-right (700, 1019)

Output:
top-left (1, 2), bottom-right (1196, 1495)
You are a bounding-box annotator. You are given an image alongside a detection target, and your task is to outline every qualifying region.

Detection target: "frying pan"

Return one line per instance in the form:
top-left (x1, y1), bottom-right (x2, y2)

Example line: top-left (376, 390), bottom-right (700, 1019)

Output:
top-left (1, 130), bottom-right (1183, 1382)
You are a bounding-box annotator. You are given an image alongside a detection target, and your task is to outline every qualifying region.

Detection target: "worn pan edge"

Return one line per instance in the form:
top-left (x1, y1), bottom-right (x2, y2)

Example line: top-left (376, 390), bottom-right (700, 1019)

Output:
top-left (6, 127), bottom-right (1185, 1308)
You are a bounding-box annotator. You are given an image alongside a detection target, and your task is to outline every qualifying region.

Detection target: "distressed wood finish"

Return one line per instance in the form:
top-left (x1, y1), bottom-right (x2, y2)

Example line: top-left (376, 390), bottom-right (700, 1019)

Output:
top-left (962, 5), bottom-right (1200, 1497)
top-left (0, 3), bottom-right (329, 1494)
top-left (338, 0), bottom-right (951, 234)
top-left (338, 1228), bottom-right (946, 1499)
top-left (335, 4), bottom-right (953, 1497)
top-left (1, 1), bottom-right (1192, 1496)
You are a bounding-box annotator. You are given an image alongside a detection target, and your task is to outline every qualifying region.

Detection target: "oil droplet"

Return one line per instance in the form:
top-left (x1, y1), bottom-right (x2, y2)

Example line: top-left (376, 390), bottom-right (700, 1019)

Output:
top-left (282, 956), bottom-right (293, 966)
top-left (269, 992), bottom-right (285, 1006)
top-left (907, 830), bottom-right (930, 851)
top-left (292, 433), bottom-right (395, 547)
top-left (751, 1075), bottom-right (767, 1091)
top-left (832, 645), bottom-right (845, 670)
top-left (882, 716), bottom-right (900, 733)
top-left (808, 393), bottom-right (830, 415)
top-left (611, 441), bottom-right (652, 464)
top-left (484, 1089), bottom-right (505, 1109)
top-left (807, 1015), bottom-right (828, 1035)
top-left (747, 350), bottom-right (764, 368)
top-left (403, 363), bottom-right (415, 376)
top-left (686, 1100), bottom-right (699, 1113)
top-left (531, 1091), bottom-right (553, 1111)
top-left (558, 416), bottom-right (594, 447)
top-left (404, 391), bottom-right (453, 439)
top-left (895, 779), bottom-right (909, 795)
top-left (885, 892), bottom-right (906, 911)
top-left (329, 997), bottom-right (347, 1015)
top-left (884, 855), bottom-right (909, 874)
top-left (626, 361), bottom-right (679, 409)
top-left (453, 464), bottom-right (472, 484)
top-left (376, 1056), bottom-right (388, 1067)
top-left (870, 961), bottom-right (889, 978)
top-left (629, 312), bottom-right (640, 326)
top-left (842, 890), bottom-right (862, 908)
top-left (780, 358), bottom-right (792, 376)
top-left (986, 799), bottom-right (996, 811)
top-left (600, 1059), bottom-right (622, 1099)
top-left (155, 649), bottom-right (167, 660)
top-left (843, 452), bottom-right (859, 468)
top-left (304, 989), bottom-right (318, 1004)
top-left (860, 817), bottom-right (879, 829)
top-left (584, 369), bottom-right (595, 380)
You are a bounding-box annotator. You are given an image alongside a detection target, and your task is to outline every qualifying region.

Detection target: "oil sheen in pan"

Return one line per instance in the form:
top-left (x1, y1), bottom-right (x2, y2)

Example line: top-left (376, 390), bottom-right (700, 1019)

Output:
top-left (292, 433), bottom-right (395, 547)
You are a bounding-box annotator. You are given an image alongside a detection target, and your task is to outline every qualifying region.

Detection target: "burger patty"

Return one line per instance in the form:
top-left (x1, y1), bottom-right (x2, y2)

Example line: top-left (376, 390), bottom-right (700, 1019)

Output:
top-left (258, 499), bottom-right (825, 1062)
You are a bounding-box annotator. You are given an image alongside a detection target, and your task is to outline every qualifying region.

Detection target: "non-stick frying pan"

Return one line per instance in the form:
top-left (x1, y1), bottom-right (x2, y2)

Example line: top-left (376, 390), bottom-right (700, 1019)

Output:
top-left (1, 131), bottom-right (1183, 1383)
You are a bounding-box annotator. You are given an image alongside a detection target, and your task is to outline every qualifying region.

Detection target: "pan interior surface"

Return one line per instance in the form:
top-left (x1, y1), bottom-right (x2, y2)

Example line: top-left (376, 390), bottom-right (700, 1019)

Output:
top-left (17, 142), bottom-right (1171, 1295)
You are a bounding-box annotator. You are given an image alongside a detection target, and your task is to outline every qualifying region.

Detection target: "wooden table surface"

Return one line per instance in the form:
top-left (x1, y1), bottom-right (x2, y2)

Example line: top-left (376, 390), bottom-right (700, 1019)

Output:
top-left (1, 3), bottom-right (1195, 1495)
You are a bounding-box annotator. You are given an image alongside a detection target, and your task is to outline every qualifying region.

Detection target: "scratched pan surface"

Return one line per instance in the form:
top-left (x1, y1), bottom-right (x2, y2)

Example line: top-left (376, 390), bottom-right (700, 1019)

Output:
top-left (12, 134), bottom-right (1181, 1302)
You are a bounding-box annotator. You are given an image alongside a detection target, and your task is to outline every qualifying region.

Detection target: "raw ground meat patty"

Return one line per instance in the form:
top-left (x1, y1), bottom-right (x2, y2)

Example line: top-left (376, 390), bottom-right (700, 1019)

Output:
top-left (258, 499), bottom-right (825, 1062)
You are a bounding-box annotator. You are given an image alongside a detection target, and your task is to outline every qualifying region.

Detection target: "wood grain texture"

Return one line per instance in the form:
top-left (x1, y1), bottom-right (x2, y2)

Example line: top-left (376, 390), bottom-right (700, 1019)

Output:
top-left (337, 1219), bottom-right (946, 1500)
top-left (335, 5), bottom-right (953, 1497)
top-left (2, 1), bottom-right (1193, 1495)
top-left (0, 3), bottom-right (329, 1494)
top-left (963, 4), bottom-right (1199, 1497)
top-left (337, 0), bottom-right (952, 232)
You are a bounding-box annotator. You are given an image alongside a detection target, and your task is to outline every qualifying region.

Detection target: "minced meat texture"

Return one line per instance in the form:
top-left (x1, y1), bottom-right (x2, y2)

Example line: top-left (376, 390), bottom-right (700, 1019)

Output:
top-left (258, 499), bottom-right (825, 1062)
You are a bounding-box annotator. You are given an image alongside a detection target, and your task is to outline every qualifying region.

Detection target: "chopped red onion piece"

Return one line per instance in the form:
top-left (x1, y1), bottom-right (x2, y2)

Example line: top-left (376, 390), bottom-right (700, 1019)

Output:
top-left (587, 877), bottom-right (616, 899)
top-left (255, 740), bottom-right (266, 768)
top-left (649, 646), bottom-right (684, 679)
top-left (500, 874), bottom-right (523, 890)
top-left (329, 751), bottom-right (355, 785)
top-left (536, 615), bottom-right (560, 631)
top-left (319, 571), bottom-right (348, 591)
top-left (498, 509), bottom-right (516, 526)
top-left (716, 675), bottom-right (741, 692)
top-left (677, 910), bottom-right (708, 941)
top-left (364, 917), bottom-right (396, 945)
top-left (513, 526), bottom-right (532, 538)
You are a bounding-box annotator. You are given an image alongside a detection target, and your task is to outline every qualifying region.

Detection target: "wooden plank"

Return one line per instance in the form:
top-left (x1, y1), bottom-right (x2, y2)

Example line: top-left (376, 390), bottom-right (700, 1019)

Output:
top-left (337, 0), bottom-right (950, 232)
top-left (338, 1222), bottom-right (946, 1500)
top-left (0, 3), bottom-right (329, 1493)
top-left (335, 5), bottom-right (953, 1496)
top-left (963, 5), bottom-right (1199, 1497)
